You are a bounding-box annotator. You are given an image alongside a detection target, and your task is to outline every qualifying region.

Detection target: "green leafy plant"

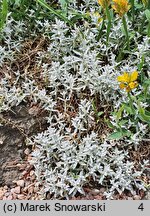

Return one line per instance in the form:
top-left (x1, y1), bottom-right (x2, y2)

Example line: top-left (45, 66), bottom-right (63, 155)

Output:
top-left (0, 0), bottom-right (8, 31)
top-left (108, 70), bottom-right (150, 141)
top-left (36, 0), bottom-right (73, 25)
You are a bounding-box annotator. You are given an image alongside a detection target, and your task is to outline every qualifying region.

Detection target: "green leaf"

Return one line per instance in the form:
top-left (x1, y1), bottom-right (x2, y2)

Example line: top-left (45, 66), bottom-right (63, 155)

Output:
top-left (116, 104), bottom-right (125, 120)
top-left (97, 111), bottom-right (104, 117)
top-left (138, 103), bottom-right (150, 124)
top-left (121, 128), bottom-right (131, 137)
top-left (108, 131), bottom-right (123, 140)
top-left (143, 79), bottom-right (150, 86)
top-left (123, 104), bottom-right (134, 115)
top-left (0, 0), bottom-right (8, 30)
top-left (137, 55), bottom-right (145, 72)
top-left (59, 0), bottom-right (68, 16)
top-left (118, 119), bottom-right (128, 126)
top-left (145, 9), bottom-right (150, 21)
top-left (36, 0), bottom-right (73, 25)
top-left (104, 118), bottom-right (114, 129)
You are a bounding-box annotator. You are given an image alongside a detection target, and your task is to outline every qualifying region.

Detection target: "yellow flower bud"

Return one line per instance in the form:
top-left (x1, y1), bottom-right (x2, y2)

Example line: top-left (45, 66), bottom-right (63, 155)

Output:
top-left (112, 0), bottom-right (131, 17)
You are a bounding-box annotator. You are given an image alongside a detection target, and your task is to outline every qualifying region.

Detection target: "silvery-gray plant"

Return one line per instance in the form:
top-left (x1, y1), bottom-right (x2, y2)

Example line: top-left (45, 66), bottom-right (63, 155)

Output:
top-left (0, 3), bottom-right (149, 199)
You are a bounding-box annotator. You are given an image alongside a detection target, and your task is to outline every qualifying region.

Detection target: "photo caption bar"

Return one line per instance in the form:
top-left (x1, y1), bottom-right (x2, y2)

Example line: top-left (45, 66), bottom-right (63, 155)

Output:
top-left (0, 200), bottom-right (149, 216)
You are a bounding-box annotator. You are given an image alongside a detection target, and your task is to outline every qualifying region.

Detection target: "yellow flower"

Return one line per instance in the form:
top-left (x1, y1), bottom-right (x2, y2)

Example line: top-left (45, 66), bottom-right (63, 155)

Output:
top-left (117, 70), bottom-right (138, 92)
top-left (98, 0), bottom-right (110, 9)
top-left (129, 81), bottom-right (138, 89)
top-left (117, 72), bottom-right (130, 82)
top-left (112, 0), bottom-right (131, 17)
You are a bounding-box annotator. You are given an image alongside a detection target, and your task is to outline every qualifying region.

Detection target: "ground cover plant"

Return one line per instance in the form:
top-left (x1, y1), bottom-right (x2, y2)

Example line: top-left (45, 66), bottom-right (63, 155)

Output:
top-left (0, 0), bottom-right (150, 199)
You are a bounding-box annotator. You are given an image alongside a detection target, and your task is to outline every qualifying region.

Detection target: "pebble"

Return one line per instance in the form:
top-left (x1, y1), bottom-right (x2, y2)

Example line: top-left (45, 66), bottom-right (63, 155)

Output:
top-left (134, 195), bottom-right (141, 200)
top-left (17, 194), bottom-right (26, 200)
top-left (14, 186), bottom-right (21, 194)
top-left (30, 170), bottom-right (35, 176)
top-left (144, 191), bottom-right (150, 200)
top-left (0, 190), bottom-right (5, 200)
top-left (3, 185), bottom-right (8, 190)
top-left (24, 148), bottom-right (31, 155)
top-left (99, 187), bottom-right (106, 194)
top-left (22, 171), bottom-right (27, 176)
top-left (5, 192), bottom-right (10, 197)
top-left (127, 197), bottom-right (133, 200)
top-left (31, 175), bottom-right (36, 181)
top-left (16, 180), bottom-right (25, 188)
top-left (7, 195), bottom-right (13, 200)
top-left (10, 188), bottom-right (15, 193)
top-left (34, 187), bottom-right (39, 193)
top-left (90, 189), bottom-right (100, 196)
top-left (12, 193), bottom-right (17, 200)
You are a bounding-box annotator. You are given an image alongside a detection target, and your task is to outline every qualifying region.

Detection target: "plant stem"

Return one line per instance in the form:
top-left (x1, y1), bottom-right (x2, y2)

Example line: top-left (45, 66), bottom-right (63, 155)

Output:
top-left (96, 16), bottom-right (105, 41)
top-left (128, 93), bottom-right (135, 114)
top-left (36, 0), bottom-right (73, 26)
top-left (122, 15), bottom-right (130, 50)
top-left (130, 0), bottom-right (135, 27)
top-left (148, 21), bottom-right (150, 36)
top-left (105, 4), bottom-right (112, 45)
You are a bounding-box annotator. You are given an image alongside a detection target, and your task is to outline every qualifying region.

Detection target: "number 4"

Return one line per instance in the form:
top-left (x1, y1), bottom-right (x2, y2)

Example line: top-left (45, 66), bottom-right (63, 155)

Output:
top-left (138, 203), bottom-right (144, 211)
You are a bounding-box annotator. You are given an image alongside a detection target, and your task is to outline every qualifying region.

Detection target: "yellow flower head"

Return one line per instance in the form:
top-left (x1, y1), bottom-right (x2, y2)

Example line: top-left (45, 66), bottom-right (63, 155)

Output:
top-left (112, 0), bottom-right (131, 17)
top-left (117, 70), bottom-right (138, 92)
top-left (98, 0), bottom-right (110, 9)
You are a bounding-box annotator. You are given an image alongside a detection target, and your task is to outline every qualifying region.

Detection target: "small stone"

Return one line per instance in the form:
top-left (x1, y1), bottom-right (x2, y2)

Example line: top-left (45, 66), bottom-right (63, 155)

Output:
top-left (25, 181), bottom-right (31, 187)
top-left (16, 180), bottom-right (25, 188)
top-left (14, 186), bottom-right (21, 194)
top-left (24, 148), bottom-right (31, 155)
top-left (93, 195), bottom-right (103, 200)
top-left (0, 189), bottom-right (5, 200)
top-left (27, 155), bottom-right (32, 160)
top-left (134, 195), bottom-right (141, 200)
top-left (99, 187), bottom-right (106, 194)
top-left (10, 188), bottom-right (15, 193)
top-left (34, 187), bottom-right (39, 193)
top-left (30, 170), bottom-right (35, 176)
top-left (22, 171), bottom-right (27, 176)
top-left (31, 175), bottom-right (36, 181)
top-left (17, 194), bottom-right (26, 200)
top-left (3, 185), bottom-right (8, 190)
top-left (12, 193), bottom-right (17, 200)
top-left (7, 195), bottom-right (13, 200)
top-left (16, 164), bottom-right (27, 170)
top-left (127, 197), bottom-right (133, 200)
top-left (144, 191), bottom-right (150, 200)
top-left (5, 192), bottom-right (10, 197)
top-left (90, 189), bottom-right (100, 196)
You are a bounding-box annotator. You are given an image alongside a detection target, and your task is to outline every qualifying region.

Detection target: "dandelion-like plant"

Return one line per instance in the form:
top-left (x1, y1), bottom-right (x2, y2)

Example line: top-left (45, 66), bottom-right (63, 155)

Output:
top-left (112, 0), bottom-right (131, 50)
top-left (117, 70), bottom-right (138, 92)
top-left (117, 70), bottom-right (138, 114)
